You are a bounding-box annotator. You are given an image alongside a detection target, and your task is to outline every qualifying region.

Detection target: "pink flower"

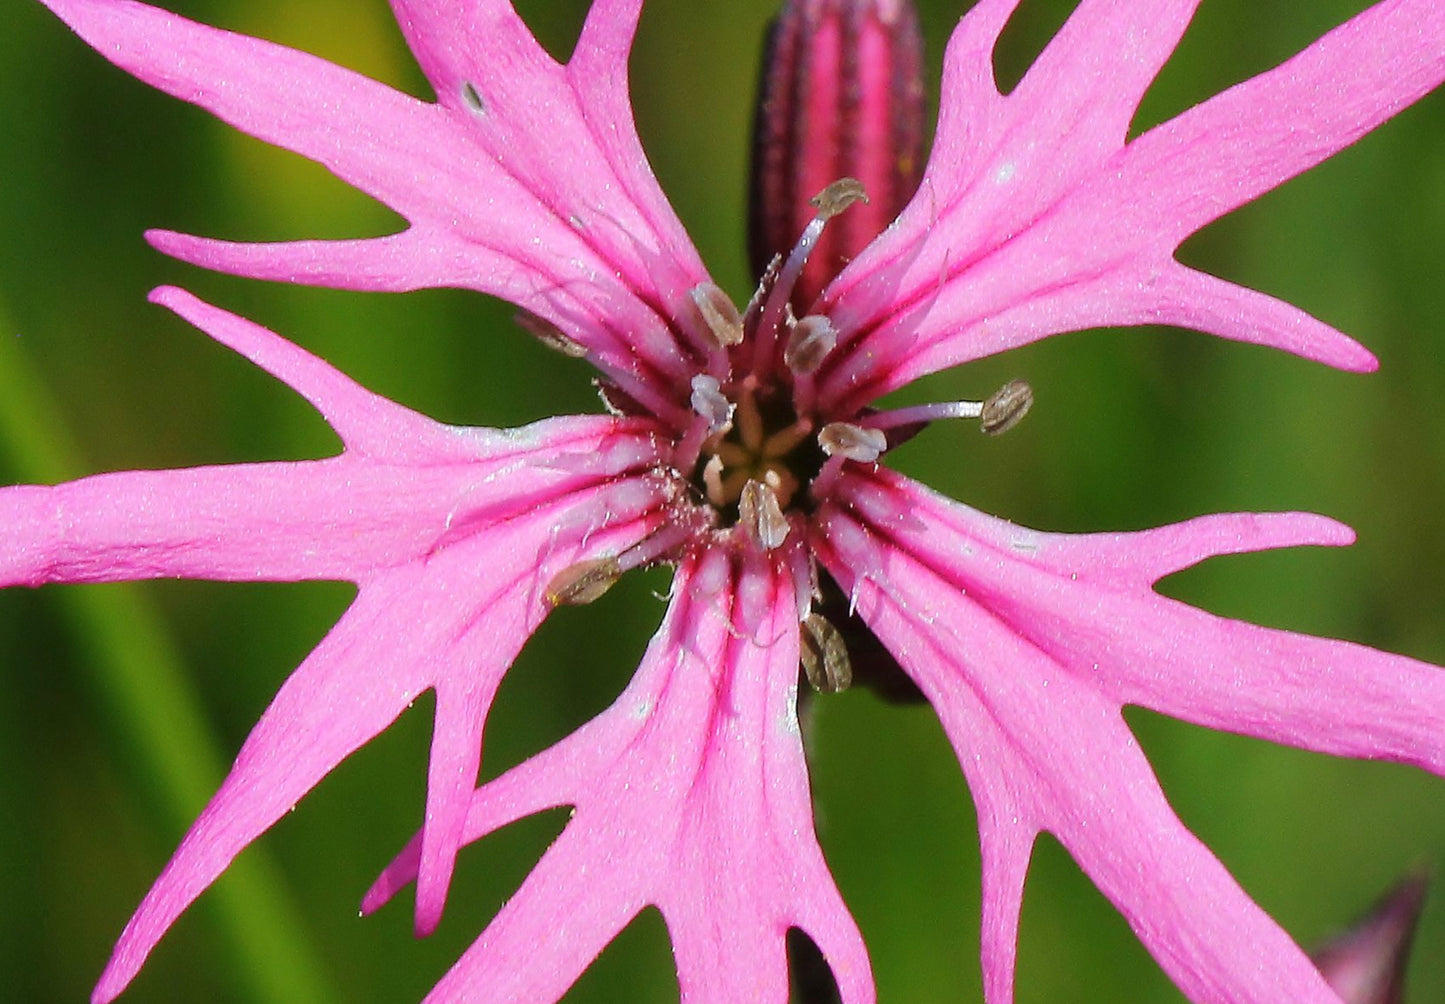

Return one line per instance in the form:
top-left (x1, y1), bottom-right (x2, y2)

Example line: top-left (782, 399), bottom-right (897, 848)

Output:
top-left (11, 0), bottom-right (1445, 1002)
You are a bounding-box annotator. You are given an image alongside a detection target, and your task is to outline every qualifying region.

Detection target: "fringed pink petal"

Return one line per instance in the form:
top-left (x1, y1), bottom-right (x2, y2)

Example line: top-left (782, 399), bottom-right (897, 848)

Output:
top-left (152, 286), bottom-right (488, 461)
top-left (0, 458), bottom-right (462, 586)
top-left (367, 547), bottom-right (873, 1004)
top-left (816, 489), bottom-right (1351, 1003)
top-left (975, 789), bottom-right (1033, 1004)
top-left (93, 573), bottom-right (434, 1003)
top-left (829, 255), bottom-right (1379, 405)
top-left (2, 292), bottom-right (661, 590)
top-left (657, 552), bottom-right (871, 1004)
top-left (833, 469), bottom-right (1445, 776)
top-left (816, 0), bottom-right (1445, 412)
top-left (13, 293), bottom-right (675, 1003)
top-left (92, 477), bottom-right (664, 1003)
top-left (39, 0), bottom-right (716, 405)
top-left (1120, 0), bottom-right (1445, 245)
top-left (385, 0), bottom-right (715, 362)
top-left (818, 0), bottom-right (1203, 392)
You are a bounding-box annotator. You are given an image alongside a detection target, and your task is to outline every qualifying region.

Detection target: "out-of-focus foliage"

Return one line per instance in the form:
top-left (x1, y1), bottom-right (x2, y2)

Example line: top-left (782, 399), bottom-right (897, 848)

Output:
top-left (1, 1), bottom-right (1442, 1001)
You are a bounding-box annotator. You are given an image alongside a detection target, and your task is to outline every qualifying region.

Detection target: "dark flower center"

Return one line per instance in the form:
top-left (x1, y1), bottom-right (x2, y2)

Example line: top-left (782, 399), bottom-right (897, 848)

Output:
top-left (694, 382), bottom-right (825, 518)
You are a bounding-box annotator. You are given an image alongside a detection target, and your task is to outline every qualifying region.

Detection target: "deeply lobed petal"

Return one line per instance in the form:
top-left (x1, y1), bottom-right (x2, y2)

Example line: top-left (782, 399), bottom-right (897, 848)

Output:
top-left (0, 290), bottom-right (670, 1001)
top-left (367, 547), bottom-right (873, 1004)
top-left (1, 290), bottom-right (661, 590)
top-left (39, 0), bottom-right (718, 416)
top-left (831, 468), bottom-right (1445, 772)
top-left (815, 470), bottom-right (1445, 1003)
top-left (815, 0), bottom-right (1445, 413)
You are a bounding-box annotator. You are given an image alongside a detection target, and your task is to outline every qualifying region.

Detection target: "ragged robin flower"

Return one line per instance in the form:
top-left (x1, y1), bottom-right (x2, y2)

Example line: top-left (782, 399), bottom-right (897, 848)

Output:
top-left (7, 0), bottom-right (1445, 1002)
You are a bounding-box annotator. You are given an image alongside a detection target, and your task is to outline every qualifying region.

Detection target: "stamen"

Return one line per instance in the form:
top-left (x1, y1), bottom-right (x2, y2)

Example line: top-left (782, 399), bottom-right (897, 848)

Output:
top-left (754, 180), bottom-right (870, 372)
top-left (738, 480), bottom-right (790, 550)
top-left (460, 81), bottom-right (486, 115)
top-left (546, 557), bottom-right (622, 606)
top-left (514, 310), bottom-right (588, 358)
top-left (784, 314), bottom-right (838, 375)
top-left (864, 400), bottom-right (983, 430)
top-left (980, 379), bottom-right (1034, 436)
top-left (809, 177), bottom-right (870, 220)
top-left (818, 422), bottom-right (887, 463)
top-left (690, 282), bottom-right (744, 348)
top-left (689, 374), bottom-right (734, 434)
top-left (743, 254), bottom-right (782, 323)
top-left (702, 454), bottom-right (727, 505)
top-left (861, 380), bottom-right (1034, 438)
top-left (801, 613), bottom-right (852, 693)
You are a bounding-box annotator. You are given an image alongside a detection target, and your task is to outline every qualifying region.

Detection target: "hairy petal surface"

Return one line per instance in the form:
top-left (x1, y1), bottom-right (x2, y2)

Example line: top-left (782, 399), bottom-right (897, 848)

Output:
top-left (38, 0), bottom-right (716, 416)
top-left (365, 547), bottom-right (873, 1004)
top-left (816, 0), bottom-right (1445, 412)
top-left (814, 469), bottom-right (1445, 1003)
top-left (0, 290), bottom-right (669, 1002)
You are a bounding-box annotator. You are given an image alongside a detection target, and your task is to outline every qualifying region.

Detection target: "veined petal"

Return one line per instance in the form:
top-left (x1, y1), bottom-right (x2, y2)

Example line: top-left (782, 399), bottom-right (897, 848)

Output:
top-left (0, 291), bottom-right (672, 1002)
top-left (369, 548), bottom-right (873, 1004)
top-left (1122, 0), bottom-right (1445, 246)
top-left (816, 0), bottom-right (1444, 412)
top-left (93, 472), bottom-right (665, 1004)
top-left (388, 0), bottom-right (702, 319)
top-left (1, 292), bottom-right (662, 589)
top-left (830, 469), bottom-right (1445, 774)
top-left (40, 0), bottom-right (717, 407)
top-left (814, 477), bottom-right (1371, 1003)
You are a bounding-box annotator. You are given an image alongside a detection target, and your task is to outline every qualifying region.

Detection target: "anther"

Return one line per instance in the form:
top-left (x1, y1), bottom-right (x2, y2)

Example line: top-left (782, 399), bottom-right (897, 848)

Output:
top-left (809, 177), bottom-right (870, 220)
top-left (753, 180), bottom-right (872, 371)
top-left (460, 81), bottom-right (486, 115)
top-left (784, 314), bottom-right (838, 375)
top-left (515, 310), bottom-right (587, 358)
top-left (690, 374), bottom-right (734, 434)
top-left (818, 422), bottom-right (887, 463)
top-left (980, 379), bottom-right (1034, 436)
top-left (545, 556), bottom-right (622, 606)
top-left (690, 282), bottom-right (744, 348)
top-left (801, 613), bottom-right (852, 693)
top-left (738, 480), bottom-right (790, 550)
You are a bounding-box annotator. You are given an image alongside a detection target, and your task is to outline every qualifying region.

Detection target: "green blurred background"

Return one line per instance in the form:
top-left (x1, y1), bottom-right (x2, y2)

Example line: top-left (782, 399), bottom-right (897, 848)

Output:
top-left (3, 0), bottom-right (1444, 1001)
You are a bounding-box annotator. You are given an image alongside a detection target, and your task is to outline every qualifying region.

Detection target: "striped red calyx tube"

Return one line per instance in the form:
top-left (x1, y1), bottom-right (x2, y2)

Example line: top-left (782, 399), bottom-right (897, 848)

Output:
top-left (748, 0), bottom-right (926, 313)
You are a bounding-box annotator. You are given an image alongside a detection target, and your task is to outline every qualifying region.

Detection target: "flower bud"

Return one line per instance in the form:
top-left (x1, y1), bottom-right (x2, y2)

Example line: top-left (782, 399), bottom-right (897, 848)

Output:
top-left (1310, 872), bottom-right (1428, 1004)
top-left (748, 0), bottom-right (925, 310)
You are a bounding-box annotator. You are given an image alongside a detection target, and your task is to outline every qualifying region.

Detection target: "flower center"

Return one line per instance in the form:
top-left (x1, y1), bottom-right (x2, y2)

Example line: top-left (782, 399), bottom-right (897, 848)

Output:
top-left (694, 381), bottom-right (822, 513)
top-left (546, 180), bottom-right (1034, 609)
